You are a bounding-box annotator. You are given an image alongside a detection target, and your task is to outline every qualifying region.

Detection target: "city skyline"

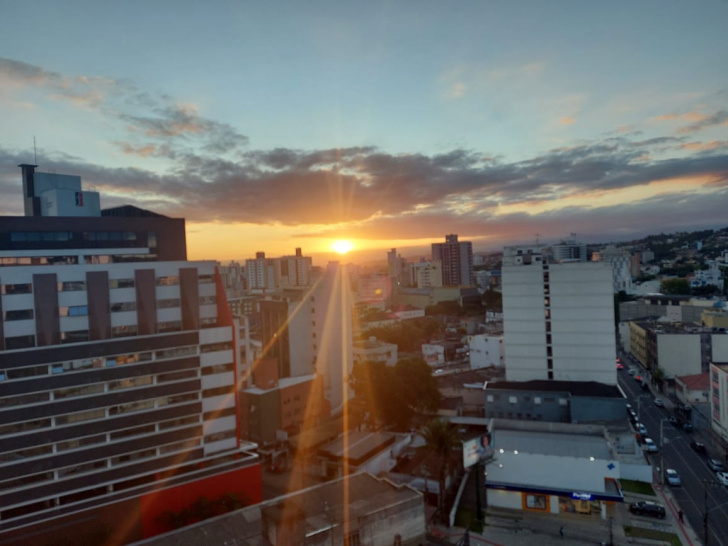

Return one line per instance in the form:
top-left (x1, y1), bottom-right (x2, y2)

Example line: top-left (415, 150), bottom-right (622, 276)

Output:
top-left (1, 1), bottom-right (728, 263)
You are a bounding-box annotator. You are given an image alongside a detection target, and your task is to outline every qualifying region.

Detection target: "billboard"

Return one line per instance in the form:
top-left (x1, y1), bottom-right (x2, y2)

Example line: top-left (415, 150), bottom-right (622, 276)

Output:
top-left (462, 430), bottom-right (494, 469)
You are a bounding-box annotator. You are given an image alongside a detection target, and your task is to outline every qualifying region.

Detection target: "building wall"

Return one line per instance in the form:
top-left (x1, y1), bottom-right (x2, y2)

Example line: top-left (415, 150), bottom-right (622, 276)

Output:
top-left (468, 334), bottom-right (505, 369)
top-left (422, 343), bottom-right (445, 366)
top-left (630, 322), bottom-right (648, 367)
top-left (485, 389), bottom-right (570, 422)
top-left (713, 334), bottom-right (728, 363)
top-left (657, 334), bottom-right (701, 378)
top-left (710, 364), bottom-right (728, 443)
top-left (487, 489), bottom-right (523, 510)
top-left (359, 495), bottom-right (426, 546)
top-left (570, 396), bottom-right (628, 423)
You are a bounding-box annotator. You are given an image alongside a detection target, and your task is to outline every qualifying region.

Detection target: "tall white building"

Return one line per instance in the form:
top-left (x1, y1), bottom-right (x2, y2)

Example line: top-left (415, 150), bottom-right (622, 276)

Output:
top-left (551, 237), bottom-right (587, 262)
top-left (593, 245), bottom-right (633, 294)
top-left (502, 245), bottom-right (617, 385)
top-left (245, 251), bottom-right (274, 291)
top-left (407, 259), bottom-right (443, 288)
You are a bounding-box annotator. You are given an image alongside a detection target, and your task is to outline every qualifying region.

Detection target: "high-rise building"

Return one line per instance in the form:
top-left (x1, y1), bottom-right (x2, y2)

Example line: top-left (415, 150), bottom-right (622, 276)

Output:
top-left (273, 247), bottom-right (312, 288)
top-left (551, 236), bottom-right (587, 262)
top-left (0, 165), bottom-right (261, 544)
top-left (258, 262), bottom-right (354, 415)
top-left (407, 259), bottom-right (443, 288)
top-left (592, 245), bottom-right (633, 294)
top-left (502, 245), bottom-right (616, 385)
top-left (431, 234), bottom-right (474, 287)
top-left (245, 251), bottom-right (274, 291)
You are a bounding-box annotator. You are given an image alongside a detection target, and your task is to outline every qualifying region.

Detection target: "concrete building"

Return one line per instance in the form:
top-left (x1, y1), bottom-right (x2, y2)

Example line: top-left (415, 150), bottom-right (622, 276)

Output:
top-left (484, 380), bottom-right (626, 424)
top-left (675, 373), bottom-right (710, 404)
top-left (353, 336), bottom-right (398, 367)
top-left (485, 420), bottom-right (622, 519)
top-left (702, 308), bottom-right (728, 329)
top-left (0, 165), bottom-right (261, 544)
top-left (355, 274), bottom-right (391, 304)
top-left (641, 250), bottom-right (655, 263)
top-left (468, 334), bottom-right (504, 369)
top-left (690, 260), bottom-right (724, 290)
top-left (246, 251), bottom-right (275, 292)
top-left (219, 260), bottom-right (245, 298)
top-left (619, 294), bottom-right (727, 325)
top-left (387, 248), bottom-right (407, 287)
top-left (273, 248), bottom-right (313, 289)
top-left (551, 237), bottom-right (586, 262)
top-left (710, 363), bottom-right (728, 444)
top-left (407, 259), bottom-right (443, 288)
top-left (314, 431), bottom-right (412, 479)
top-left (394, 285), bottom-right (480, 310)
top-left (431, 234), bottom-right (474, 287)
top-left (629, 320), bottom-right (709, 378)
top-left (139, 472), bottom-right (426, 546)
top-left (502, 245), bottom-right (617, 384)
top-left (592, 245), bottom-right (633, 294)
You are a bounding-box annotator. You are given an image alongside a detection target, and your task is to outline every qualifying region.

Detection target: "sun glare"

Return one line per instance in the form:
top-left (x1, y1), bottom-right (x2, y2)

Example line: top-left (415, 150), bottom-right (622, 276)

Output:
top-left (331, 240), bottom-right (354, 254)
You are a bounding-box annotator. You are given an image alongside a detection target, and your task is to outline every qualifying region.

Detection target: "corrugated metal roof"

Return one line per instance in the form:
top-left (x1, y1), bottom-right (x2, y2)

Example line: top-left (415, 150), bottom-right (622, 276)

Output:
top-left (495, 429), bottom-right (610, 460)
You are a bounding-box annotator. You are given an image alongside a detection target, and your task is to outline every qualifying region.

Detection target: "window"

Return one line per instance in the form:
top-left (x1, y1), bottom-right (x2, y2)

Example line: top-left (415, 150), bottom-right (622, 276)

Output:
top-left (158, 370), bottom-right (198, 383)
top-left (156, 276), bottom-right (179, 286)
top-left (159, 393), bottom-right (198, 406)
top-left (4, 309), bottom-right (33, 321)
top-left (544, 397), bottom-right (555, 403)
top-left (6, 365), bottom-right (47, 379)
top-left (486, 395), bottom-right (494, 402)
top-left (159, 415), bottom-right (199, 430)
top-left (160, 438), bottom-right (200, 454)
top-left (108, 375), bottom-right (154, 391)
top-left (55, 408), bottom-right (106, 425)
top-left (559, 398), bottom-right (568, 406)
top-left (198, 275), bottom-right (215, 284)
top-left (199, 295), bottom-right (216, 305)
top-left (112, 325), bottom-right (137, 338)
top-left (201, 363), bottom-right (234, 375)
top-left (5, 335), bottom-right (35, 349)
top-left (59, 306), bottom-right (88, 317)
top-left (55, 384), bottom-right (104, 399)
top-left (158, 298), bottom-right (181, 308)
top-left (58, 460), bottom-right (107, 478)
top-left (109, 279), bottom-right (135, 289)
top-left (534, 397), bottom-right (542, 405)
top-left (110, 425), bottom-right (155, 440)
top-left (156, 346), bottom-right (197, 359)
top-left (147, 231), bottom-right (157, 248)
top-left (109, 399), bottom-right (155, 415)
top-left (548, 371), bottom-right (554, 379)
top-left (0, 392), bottom-right (50, 408)
top-left (509, 396), bottom-right (517, 404)
top-left (203, 386), bottom-right (234, 398)
top-left (200, 342), bottom-right (232, 353)
top-left (158, 320), bottom-right (182, 332)
top-left (61, 330), bottom-right (90, 343)
top-left (111, 301), bottom-right (136, 312)
top-left (204, 430), bottom-right (236, 444)
top-left (2, 284), bottom-right (32, 295)
top-left (203, 406), bottom-right (236, 420)
top-left (57, 435), bottom-right (107, 452)
top-left (58, 281), bottom-right (86, 291)
top-left (112, 448), bottom-right (157, 466)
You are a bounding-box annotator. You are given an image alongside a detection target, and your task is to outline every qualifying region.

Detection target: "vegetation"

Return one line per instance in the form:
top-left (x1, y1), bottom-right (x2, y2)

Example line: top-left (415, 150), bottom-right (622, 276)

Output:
top-left (156, 492), bottom-right (248, 530)
top-left (349, 357), bottom-right (441, 430)
top-left (454, 507), bottom-right (484, 533)
top-left (422, 418), bottom-right (461, 523)
top-left (425, 300), bottom-right (464, 316)
top-left (659, 278), bottom-right (691, 295)
top-left (651, 367), bottom-right (666, 392)
top-left (481, 288), bottom-right (502, 312)
top-left (623, 526), bottom-right (681, 546)
top-left (619, 479), bottom-right (655, 496)
top-left (362, 317), bottom-right (443, 352)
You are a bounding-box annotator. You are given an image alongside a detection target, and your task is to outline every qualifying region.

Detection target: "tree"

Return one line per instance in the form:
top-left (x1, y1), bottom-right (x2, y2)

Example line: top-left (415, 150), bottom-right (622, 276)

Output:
top-left (651, 367), bottom-right (666, 393)
top-left (349, 357), bottom-right (441, 430)
top-left (481, 288), bottom-right (502, 312)
top-left (421, 419), bottom-right (461, 522)
top-left (660, 278), bottom-right (691, 295)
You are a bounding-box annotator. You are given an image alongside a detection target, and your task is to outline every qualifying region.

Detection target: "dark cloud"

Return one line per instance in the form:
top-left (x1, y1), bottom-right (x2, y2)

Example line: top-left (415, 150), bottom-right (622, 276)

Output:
top-left (678, 110), bottom-right (728, 134)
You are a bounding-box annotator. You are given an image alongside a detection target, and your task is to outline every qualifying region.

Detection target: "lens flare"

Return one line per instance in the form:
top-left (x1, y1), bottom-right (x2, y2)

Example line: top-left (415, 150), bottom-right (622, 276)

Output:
top-left (331, 240), bottom-right (354, 254)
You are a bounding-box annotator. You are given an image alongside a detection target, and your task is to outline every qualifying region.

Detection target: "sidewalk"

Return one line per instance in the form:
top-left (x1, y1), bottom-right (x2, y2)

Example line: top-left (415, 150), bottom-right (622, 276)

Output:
top-left (653, 486), bottom-right (703, 546)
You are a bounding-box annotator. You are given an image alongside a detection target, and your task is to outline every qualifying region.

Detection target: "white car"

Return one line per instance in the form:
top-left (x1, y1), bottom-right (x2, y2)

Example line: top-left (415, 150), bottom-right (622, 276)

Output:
top-left (628, 369), bottom-right (637, 377)
top-left (666, 469), bottom-right (680, 486)
top-left (644, 438), bottom-right (658, 453)
top-left (654, 398), bottom-right (664, 407)
top-left (716, 472), bottom-right (728, 486)
top-left (637, 423), bottom-right (648, 435)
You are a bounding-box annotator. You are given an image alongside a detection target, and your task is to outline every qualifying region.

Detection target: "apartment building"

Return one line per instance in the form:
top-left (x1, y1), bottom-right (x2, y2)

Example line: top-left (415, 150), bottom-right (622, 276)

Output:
top-left (431, 234), bottom-right (474, 287)
top-left (0, 165), bottom-right (261, 544)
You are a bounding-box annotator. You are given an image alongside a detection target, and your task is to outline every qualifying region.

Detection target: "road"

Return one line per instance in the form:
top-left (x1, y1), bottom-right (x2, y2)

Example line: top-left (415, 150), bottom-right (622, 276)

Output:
top-left (618, 349), bottom-right (728, 546)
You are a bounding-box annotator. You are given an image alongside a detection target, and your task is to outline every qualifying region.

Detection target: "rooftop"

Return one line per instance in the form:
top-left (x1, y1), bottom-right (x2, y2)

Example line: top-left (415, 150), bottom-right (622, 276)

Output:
top-left (318, 431), bottom-right (397, 465)
top-left (353, 337), bottom-right (397, 350)
top-left (675, 373), bottom-right (709, 391)
top-left (486, 380), bottom-right (623, 398)
top-left (495, 429), bottom-right (611, 460)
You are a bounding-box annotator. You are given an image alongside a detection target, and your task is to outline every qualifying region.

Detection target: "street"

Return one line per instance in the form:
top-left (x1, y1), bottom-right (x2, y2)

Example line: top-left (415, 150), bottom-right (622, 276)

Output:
top-left (618, 348), bottom-right (728, 546)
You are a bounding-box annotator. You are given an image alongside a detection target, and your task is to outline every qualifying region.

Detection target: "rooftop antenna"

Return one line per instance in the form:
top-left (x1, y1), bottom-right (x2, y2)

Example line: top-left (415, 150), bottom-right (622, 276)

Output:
top-left (33, 136), bottom-right (37, 165)
top-left (534, 233), bottom-right (540, 244)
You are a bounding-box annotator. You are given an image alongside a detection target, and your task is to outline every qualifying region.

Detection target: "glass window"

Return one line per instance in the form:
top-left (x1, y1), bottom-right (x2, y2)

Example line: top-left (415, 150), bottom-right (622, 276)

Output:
top-left (111, 448), bottom-right (156, 466)
top-left (58, 460), bottom-right (107, 478)
top-left (2, 284), bottom-right (32, 295)
top-left (109, 279), bottom-right (135, 289)
top-left (42, 232), bottom-right (56, 242)
top-left (203, 406), bottom-right (236, 421)
top-left (157, 298), bottom-right (181, 308)
top-left (158, 370), bottom-right (198, 383)
top-left (56, 434), bottom-right (107, 452)
top-left (58, 281), bottom-right (86, 291)
top-left (158, 320), bottom-right (182, 332)
top-left (0, 419), bottom-right (51, 436)
top-left (4, 309), bottom-right (33, 321)
top-left (160, 438), bottom-right (200, 455)
top-left (110, 301), bottom-right (136, 312)
top-left (203, 430), bottom-right (236, 444)
top-left (156, 276), bottom-right (179, 286)
top-left (110, 424), bottom-right (155, 440)
top-left (108, 399), bottom-right (155, 416)
top-left (55, 384), bottom-right (104, 399)
top-left (200, 342), bottom-right (233, 353)
top-left (56, 231), bottom-right (71, 241)
top-left (5, 335), bottom-right (36, 350)
top-left (61, 330), bottom-right (90, 343)
top-left (112, 325), bottom-right (138, 338)
top-left (203, 386), bottom-right (234, 398)
top-left (198, 275), bottom-right (215, 284)
top-left (123, 231), bottom-right (137, 241)
top-left (6, 365), bottom-right (48, 379)
top-left (0, 392), bottom-right (50, 408)
top-left (201, 317), bottom-right (217, 327)
top-left (199, 295), bottom-right (216, 305)
top-left (55, 409), bottom-right (106, 425)
top-left (159, 415), bottom-right (199, 430)
top-left (201, 363), bottom-right (234, 376)
top-left (155, 346), bottom-right (197, 359)
top-left (158, 393), bottom-right (199, 406)
top-left (96, 231), bottom-right (109, 241)
top-left (26, 232), bottom-right (40, 241)
top-left (59, 306), bottom-right (89, 317)
top-left (109, 231), bottom-right (122, 241)
top-left (10, 232), bottom-right (28, 242)
top-left (107, 375), bottom-right (153, 391)
top-left (148, 231), bottom-right (157, 248)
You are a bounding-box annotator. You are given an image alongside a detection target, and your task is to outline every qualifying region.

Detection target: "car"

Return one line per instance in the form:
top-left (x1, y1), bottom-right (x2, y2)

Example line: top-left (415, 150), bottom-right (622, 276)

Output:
top-left (644, 438), bottom-right (658, 453)
top-left (616, 363), bottom-right (624, 370)
top-left (629, 410), bottom-right (638, 423)
top-left (690, 441), bottom-right (707, 454)
top-left (654, 398), bottom-right (664, 407)
top-left (708, 459), bottom-right (726, 473)
top-left (629, 501), bottom-right (666, 519)
top-left (666, 469), bottom-right (681, 486)
top-left (668, 417), bottom-right (679, 428)
top-left (626, 403), bottom-right (632, 411)
top-left (716, 472), bottom-right (728, 486)
top-left (635, 375), bottom-right (642, 382)
top-left (641, 382), bottom-right (650, 391)
top-left (628, 369), bottom-right (637, 377)
top-left (683, 422), bottom-right (694, 432)
top-left (617, 357), bottom-right (622, 364)
top-left (636, 423), bottom-right (647, 435)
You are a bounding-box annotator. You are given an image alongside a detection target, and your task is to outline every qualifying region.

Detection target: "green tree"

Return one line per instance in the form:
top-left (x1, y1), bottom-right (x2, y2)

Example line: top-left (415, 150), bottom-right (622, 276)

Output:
top-left (481, 288), bottom-right (502, 312)
top-left (421, 419), bottom-right (461, 522)
top-left (659, 278), bottom-right (691, 295)
top-left (651, 367), bottom-right (666, 393)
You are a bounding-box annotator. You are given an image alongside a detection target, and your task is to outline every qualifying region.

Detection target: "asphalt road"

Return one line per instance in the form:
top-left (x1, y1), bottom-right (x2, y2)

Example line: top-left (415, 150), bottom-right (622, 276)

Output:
top-left (618, 349), bottom-right (728, 546)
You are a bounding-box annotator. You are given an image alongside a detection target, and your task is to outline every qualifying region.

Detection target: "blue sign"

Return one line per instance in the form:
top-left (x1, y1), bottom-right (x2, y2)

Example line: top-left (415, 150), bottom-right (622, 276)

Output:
top-left (571, 492), bottom-right (593, 501)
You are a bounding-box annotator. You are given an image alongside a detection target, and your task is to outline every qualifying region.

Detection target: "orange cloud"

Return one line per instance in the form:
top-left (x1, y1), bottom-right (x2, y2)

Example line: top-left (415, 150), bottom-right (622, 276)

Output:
top-left (559, 116), bottom-right (576, 125)
top-left (681, 141), bottom-right (728, 151)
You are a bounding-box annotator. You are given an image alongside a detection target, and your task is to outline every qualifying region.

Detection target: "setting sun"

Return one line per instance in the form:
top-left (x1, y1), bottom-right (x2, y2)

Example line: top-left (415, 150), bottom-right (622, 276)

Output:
top-left (331, 239), bottom-right (354, 254)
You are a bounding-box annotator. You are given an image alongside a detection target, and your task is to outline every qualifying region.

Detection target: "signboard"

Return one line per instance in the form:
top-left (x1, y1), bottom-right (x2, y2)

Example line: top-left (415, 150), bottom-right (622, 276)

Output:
top-left (570, 492), bottom-right (593, 501)
top-left (463, 430), bottom-right (494, 468)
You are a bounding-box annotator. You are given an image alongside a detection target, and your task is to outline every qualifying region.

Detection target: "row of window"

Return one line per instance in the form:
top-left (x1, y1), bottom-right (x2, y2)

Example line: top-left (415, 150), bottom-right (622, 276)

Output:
top-left (0, 345), bottom-right (228, 382)
top-left (9, 231), bottom-right (140, 243)
top-left (1, 276), bottom-right (216, 295)
top-left (486, 394), bottom-right (568, 405)
top-left (0, 254), bottom-right (159, 267)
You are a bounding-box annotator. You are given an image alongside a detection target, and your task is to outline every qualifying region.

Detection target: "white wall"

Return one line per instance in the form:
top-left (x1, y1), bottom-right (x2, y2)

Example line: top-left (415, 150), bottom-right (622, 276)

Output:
top-left (657, 335), bottom-right (701, 378)
top-left (620, 463), bottom-right (653, 483)
top-left (487, 489), bottom-right (523, 510)
top-left (713, 335), bottom-right (728, 364)
top-left (469, 334), bottom-right (504, 369)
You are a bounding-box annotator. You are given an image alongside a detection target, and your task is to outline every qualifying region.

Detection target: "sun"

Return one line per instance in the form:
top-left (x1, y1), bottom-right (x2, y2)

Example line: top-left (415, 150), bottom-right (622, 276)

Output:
top-left (331, 240), bottom-right (354, 254)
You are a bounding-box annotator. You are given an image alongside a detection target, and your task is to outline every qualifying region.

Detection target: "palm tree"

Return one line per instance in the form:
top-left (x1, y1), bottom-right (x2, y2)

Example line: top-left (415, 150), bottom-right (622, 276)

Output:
top-left (421, 419), bottom-right (461, 522)
top-left (652, 367), bottom-right (666, 392)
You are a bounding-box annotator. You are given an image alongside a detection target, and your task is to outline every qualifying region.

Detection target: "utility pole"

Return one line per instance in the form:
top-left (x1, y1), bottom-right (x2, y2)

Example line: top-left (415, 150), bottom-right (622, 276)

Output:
top-left (475, 460), bottom-right (483, 527)
top-left (608, 517), bottom-right (614, 546)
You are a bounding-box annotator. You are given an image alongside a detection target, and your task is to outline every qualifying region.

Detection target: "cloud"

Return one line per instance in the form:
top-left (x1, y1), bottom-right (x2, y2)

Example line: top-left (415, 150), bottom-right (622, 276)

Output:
top-left (0, 57), bottom-right (249, 157)
top-left (678, 110), bottom-right (728, 134)
top-left (559, 117), bottom-right (576, 125)
top-left (680, 140), bottom-right (728, 151)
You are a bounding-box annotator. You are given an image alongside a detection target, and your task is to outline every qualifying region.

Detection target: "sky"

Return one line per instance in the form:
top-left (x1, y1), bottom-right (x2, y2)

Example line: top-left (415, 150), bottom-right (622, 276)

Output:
top-left (1, 0), bottom-right (727, 265)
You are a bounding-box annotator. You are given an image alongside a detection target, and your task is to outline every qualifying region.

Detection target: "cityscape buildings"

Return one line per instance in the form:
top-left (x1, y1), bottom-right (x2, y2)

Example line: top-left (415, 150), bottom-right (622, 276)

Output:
top-left (0, 165), bottom-right (262, 544)
top-left (431, 234), bottom-right (474, 287)
top-left (502, 245), bottom-right (617, 385)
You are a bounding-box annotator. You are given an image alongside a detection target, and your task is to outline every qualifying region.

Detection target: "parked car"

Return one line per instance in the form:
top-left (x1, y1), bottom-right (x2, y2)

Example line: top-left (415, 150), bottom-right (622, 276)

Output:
top-left (629, 501), bottom-right (666, 519)
top-left (635, 375), bottom-right (642, 382)
top-left (690, 441), bottom-right (707, 454)
top-left (644, 438), bottom-right (658, 453)
top-left (666, 469), bottom-right (681, 486)
top-left (654, 398), bottom-right (664, 407)
top-left (626, 403), bottom-right (632, 412)
top-left (628, 369), bottom-right (637, 377)
top-left (708, 459), bottom-right (726, 473)
top-left (716, 472), bottom-right (728, 486)
top-left (616, 363), bottom-right (624, 370)
top-left (667, 417), bottom-right (679, 428)
top-left (641, 382), bottom-right (650, 391)
top-left (683, 422), bottom-right (694, 432)
top-left (636, 423), bottom-right (647, 435)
